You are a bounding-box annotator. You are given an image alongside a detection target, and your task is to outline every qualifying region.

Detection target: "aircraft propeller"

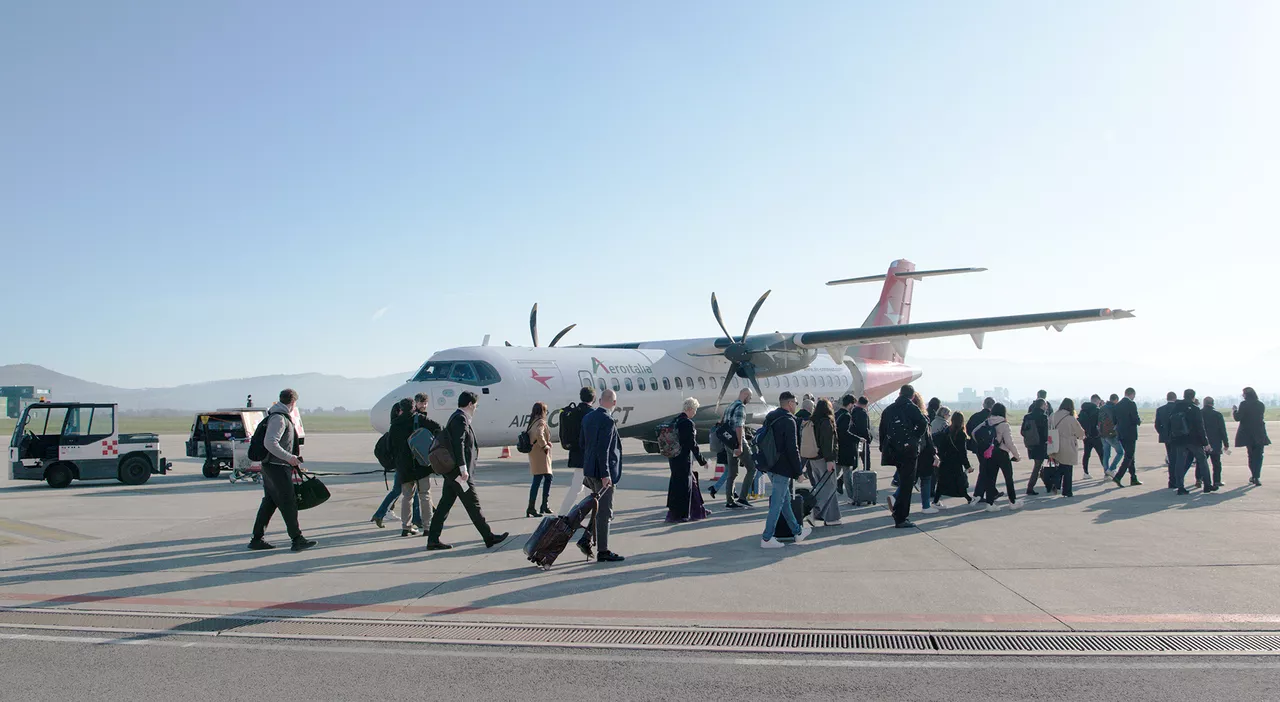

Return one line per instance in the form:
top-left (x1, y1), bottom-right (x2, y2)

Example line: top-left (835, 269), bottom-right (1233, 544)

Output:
top-left (689, 290), bottom-right (773, 407)
top-left (506, 304), bottom-right (576, 348)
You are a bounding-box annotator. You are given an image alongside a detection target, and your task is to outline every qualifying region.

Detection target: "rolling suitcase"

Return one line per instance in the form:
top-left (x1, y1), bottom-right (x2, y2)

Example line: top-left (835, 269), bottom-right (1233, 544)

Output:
top-left (773, 482), bottom-right (808, 540)
top-left (523, 489), bottom-right (600, 570)
top-left (850, 469), bottom-right (878, 506)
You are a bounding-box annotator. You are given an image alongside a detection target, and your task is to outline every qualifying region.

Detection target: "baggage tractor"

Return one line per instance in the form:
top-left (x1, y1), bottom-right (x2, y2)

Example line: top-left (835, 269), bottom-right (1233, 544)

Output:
top-left (523, 489), bottom-right (601, 570)
top-left (850, 469), bottom-right (878, 506)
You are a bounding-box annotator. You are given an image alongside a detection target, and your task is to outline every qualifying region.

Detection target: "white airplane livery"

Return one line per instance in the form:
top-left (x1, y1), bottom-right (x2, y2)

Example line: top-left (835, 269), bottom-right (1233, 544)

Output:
top-left (371, 260), bottom-right (1133, 450)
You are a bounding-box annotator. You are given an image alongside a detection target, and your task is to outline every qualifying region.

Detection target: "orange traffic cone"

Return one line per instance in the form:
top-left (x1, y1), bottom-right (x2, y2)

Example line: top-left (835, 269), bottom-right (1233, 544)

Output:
top-left (500, 446), bottom-right (511, 459)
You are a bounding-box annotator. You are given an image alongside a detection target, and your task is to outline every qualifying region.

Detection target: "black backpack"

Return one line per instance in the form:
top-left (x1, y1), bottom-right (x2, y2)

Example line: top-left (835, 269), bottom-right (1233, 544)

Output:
top-left (558, 403), bottom-right (587, 451)
top-left (973, 421), bottom-right (998, 455)
top-left (1168, 407), bottom-right (1192, 440)
top-left (516, 428), bottom-right (534, 454)
top-left (248, 411), bottom-right (294, 462)
top-left (373, 433), bottom-right (394, 471)
top-left (882, 407), bottom-right (918, 454)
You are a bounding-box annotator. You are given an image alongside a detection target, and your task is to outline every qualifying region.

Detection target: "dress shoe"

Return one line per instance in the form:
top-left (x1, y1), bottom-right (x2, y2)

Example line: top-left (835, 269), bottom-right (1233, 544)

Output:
top-left (247, 539), bottom-right (275, 551)
top-left (894, 520), bottom-right (915, 529)
top-left (485, 532), bottom-right (510, 549)
top-left (426, 541), bottom-right (453, 551)
top-left (1176, 488), bottom-right (1190, 495)
top-left (291, 538), bottom-right (317, 552)
top-left (708, 486), bottom-right (718, 500)
top-left (1130, 477), bottom-right (1143, 486)
top-left (597, 551), bottom-right (625, 562)
top-left (371, 517), bottom-right (385, 529)
top-left (1112, 477), bottom-right (1124, 488)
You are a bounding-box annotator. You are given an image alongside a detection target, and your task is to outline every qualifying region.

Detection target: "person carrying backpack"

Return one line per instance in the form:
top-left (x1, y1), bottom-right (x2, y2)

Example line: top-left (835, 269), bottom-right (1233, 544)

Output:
top-left (525, 402), bottom-right (555, 518)
top-left (1169, 389), bottom-right (1215, 495)
top-left (391, 396), bottom-right (440, 537)
top-left (974, 403), bottom-right (1023, 512)
top-left (1021, 399), bottom-right (1050, 496)
top-left (759, 392), bottom-right (811, 549)
top-left (1078, 395), bottom-right (1103, 477)
top-left (1099, 394), bottom-right (1124, 478)
top-left (247, 389), bottom-right (316, 552)
top-left (371, 401), bottom-right (422, 529)
top-left (708, 389), bottom-right (751, 509)
top-left (557, 386), bottom-right (597, 515)
top-left (879, 384), bottom-right (930, 528)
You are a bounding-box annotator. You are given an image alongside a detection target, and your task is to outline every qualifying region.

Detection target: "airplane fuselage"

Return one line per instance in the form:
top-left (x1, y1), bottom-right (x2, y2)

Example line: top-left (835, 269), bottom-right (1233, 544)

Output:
top-left (370, 339), bottom-right (921, 447)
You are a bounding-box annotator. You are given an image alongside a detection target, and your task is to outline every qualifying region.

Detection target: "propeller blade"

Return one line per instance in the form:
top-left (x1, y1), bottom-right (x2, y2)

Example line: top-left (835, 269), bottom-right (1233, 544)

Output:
top-left (741, 290), bottom-right (772, 340)
top-left (529, 303), bottom-right (540, 347)
top-left (504, 341), bottom-right (512, 347)
top-left (742, 363), bottom-right (764, 399)
top-left (715, 363), bottom-right (740, 409)
top-left (710, 293), bottom-right (735, 343)
top-left (686, 352), bottom-right (727, 358)
top-left (548, 324), bottom-right (577, 347)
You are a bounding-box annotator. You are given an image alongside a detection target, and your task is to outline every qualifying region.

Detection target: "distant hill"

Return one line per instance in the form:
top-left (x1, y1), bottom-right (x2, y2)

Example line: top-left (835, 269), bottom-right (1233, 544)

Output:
top-left (0, 364), bottom-right (411, 411)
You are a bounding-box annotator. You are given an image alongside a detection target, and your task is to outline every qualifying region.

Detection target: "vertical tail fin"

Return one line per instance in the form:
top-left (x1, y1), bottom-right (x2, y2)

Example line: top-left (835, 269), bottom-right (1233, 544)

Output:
top-left (858, 259), bottom-right (916, 362)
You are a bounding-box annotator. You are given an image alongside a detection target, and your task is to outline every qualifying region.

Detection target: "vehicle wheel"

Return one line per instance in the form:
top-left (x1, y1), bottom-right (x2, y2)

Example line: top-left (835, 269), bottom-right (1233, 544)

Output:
top-left (45, 463), bottom-right (74, 489)
top-left (118, 456), bottom-right (152, 485)
top-left (202, 459), bottom-right (221, 479)
top-left (642, 441), bottom-right (659, 455)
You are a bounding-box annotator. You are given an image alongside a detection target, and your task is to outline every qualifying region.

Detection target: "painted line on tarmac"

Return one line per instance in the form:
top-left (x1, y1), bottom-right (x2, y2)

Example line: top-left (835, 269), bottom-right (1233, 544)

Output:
top-left (2, 592), bottom-right (1280, 628)
top-left (2, 631), bottom-right (1278, 669)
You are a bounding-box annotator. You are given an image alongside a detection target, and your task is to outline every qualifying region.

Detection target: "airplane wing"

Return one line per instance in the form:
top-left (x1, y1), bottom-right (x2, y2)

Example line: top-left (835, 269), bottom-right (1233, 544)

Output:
top-left (793, 308), bottom-right (1134, 350)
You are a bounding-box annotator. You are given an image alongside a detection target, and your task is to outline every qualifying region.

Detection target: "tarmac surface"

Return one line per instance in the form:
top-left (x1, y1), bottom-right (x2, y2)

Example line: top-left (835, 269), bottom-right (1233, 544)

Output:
top-left (4, 630), bottom-right (1279, 702)
top-left (1, 427), bottom-right (1278, 633)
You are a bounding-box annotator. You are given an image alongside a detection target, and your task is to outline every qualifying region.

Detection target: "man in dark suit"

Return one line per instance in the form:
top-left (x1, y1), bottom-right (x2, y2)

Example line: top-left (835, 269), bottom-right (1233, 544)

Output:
top-left (1112, 387), bottom-right (1143, 487)
top-left (1078, 395), bottom-right (1103, 477)
top-left (1203, 397), bottom-right (1230, 489)
top-left (1169, 389), bottom-right (1215, 495)
top-left (1155, 391), bottom-right (1178, 488)
top-left (426, 391), bottom-right (508, 551)
top-left (579, 388), bottom-right (624, 562)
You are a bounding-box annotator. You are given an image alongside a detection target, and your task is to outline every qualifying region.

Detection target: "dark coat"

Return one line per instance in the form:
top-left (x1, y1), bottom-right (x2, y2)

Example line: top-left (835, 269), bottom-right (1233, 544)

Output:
top-left (398, 413), bottom-right (441, 484)
top-left (444, 409), bottom-right (478, 474)
top-left (764, 407), bottom-right (802, 479)
top-left (1204, 408), bottom-right (1230, 454)
top-left (934, 429), bottom-right (971, 498)
top-left (1168, 400), bottom-right (1207, 447)
top-left (1115, 397), bottom-right (1142, 441)
top-left (1078, 403), bottom-right (1100, 439)
top-left (582, 407), bottom-right (623, 483)
top-left (813, 414), bottom-right (838, 462)
top-left (666, 414), bottom-right (704, 519)
top-left (388, 410), bottom-right (416, 484)
top-left (1234, 399), bottom-right (1271, 448)
top-left (878, 397), bottom-right (929, 463)
top-left (565, 403), bottom-right (592, 469)
top-left (1155, 402), bottom-right (1177, 444)
top-left (1022, 408), bottom-right (1049, 461)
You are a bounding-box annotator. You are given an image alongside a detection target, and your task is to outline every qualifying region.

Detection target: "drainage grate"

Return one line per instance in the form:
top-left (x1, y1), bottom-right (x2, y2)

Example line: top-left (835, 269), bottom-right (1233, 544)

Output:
top-left (1, 607), bottom-right (1278, 656)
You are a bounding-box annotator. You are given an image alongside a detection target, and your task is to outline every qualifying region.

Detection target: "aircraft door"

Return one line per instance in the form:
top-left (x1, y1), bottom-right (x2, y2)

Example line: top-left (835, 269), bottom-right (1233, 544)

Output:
top-left (577, 370), bottom-right (594, 391)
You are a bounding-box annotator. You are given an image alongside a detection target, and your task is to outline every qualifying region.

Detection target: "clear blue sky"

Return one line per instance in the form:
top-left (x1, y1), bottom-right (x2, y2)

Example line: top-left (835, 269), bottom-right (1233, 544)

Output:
top-left (2, 1), bottom-right (1276, 389)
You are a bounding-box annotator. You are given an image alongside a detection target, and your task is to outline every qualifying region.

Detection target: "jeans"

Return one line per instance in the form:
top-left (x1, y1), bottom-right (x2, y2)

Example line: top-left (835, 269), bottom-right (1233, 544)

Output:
top-left (919, 475), bottom-right (934, 509)
top-left (762, 474), bottom-right (802, 541)
top-left (252, 463), bottom-right (302, 542)
top-left (528, 473), bottom-right (553, 505)
top-left (1172, 445), bottom-right (1210, 490)
top-left (374, 483), bottom-right (422, 525)
top-left (1247, 445), bottom-right (1265, 481)
top-left (1102, 437), bottom-right (1124, 473)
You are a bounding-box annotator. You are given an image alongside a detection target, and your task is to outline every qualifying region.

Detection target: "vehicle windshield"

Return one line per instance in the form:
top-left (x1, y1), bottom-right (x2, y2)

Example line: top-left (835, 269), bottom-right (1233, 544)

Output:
top-left (411, 360), bottom-right (501, 386)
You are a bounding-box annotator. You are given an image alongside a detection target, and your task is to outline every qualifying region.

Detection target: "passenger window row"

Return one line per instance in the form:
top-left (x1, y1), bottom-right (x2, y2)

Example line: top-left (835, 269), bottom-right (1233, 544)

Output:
top-left (584, 373), bottom-right (850, 395)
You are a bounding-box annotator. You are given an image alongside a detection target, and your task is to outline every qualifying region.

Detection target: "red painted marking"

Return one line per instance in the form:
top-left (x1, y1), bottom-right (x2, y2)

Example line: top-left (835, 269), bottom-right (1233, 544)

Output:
top-left (530, 369), bottom-right (553, 389)
top-left (1, 592), bottom-right (1278, 626)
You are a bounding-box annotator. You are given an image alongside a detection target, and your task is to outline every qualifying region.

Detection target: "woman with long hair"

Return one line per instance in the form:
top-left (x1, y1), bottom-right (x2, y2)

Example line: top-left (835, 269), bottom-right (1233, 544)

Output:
top-left (525, 402), bottom-right (554, 517)
top-left (975, 403), bottom-right (1023, 512)
top-left (933, 409), bottom-right (973, 506)
top-left (912, 393), bottom-right (940, 514)
top-left (1048, 398), bottom-right (1085, 498)
top-left (1234, 387), bottom-right (1271, 486)
top-left (802, 398), bottom-right (842, 526)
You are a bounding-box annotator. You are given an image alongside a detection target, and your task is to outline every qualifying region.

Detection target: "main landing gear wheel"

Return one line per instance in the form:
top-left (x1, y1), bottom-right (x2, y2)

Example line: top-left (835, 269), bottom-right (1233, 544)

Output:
top-left (118, 456), bottom-right (152, 485)
top-left (45, 463), bottom-right (73, 489)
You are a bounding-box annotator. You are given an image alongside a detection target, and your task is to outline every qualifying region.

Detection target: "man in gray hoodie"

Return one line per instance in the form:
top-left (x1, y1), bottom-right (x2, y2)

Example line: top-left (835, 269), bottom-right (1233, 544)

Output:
top-left (249, 389), bottom-right (316, 552)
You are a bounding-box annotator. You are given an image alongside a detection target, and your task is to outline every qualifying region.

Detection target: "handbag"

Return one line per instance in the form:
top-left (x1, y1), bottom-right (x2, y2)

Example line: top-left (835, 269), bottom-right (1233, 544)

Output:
top-left (294, 470), bottom-right (330, 510)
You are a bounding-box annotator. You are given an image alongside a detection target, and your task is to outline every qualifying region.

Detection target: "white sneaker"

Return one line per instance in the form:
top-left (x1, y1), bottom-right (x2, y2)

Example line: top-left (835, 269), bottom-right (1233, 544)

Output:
top-left (921, 507), bottom-right (939, 514)
top-left (826, 519), bottom-right (842, 526)
top-left (1010, 501), bottom-right (1024, 510)
top-left (795, 525), bottom-right (814, 544)
top-left (974, 499), bottom-right (988, 509)
top-left (985, 503), bottom-right (1002, 512)
top-left (760, 538), bottom-right (785, 549)
top-left (936, 502), bottom-right (950, 510)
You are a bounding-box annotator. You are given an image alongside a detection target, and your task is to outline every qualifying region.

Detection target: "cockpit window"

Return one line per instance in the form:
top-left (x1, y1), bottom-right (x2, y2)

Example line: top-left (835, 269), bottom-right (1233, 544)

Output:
top-left (411, 360), bottom-right (501, 386)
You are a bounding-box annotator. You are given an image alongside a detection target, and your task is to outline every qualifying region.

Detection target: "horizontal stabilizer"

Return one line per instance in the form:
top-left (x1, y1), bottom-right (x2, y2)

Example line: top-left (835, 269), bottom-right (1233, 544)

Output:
top-left (827, 267), bottom-right (986, 286)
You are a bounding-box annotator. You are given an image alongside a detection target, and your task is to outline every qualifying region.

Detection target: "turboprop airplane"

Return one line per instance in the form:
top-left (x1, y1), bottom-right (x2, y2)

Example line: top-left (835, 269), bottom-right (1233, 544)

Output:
top-left (371, 260), bottom-right (1133, 451)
